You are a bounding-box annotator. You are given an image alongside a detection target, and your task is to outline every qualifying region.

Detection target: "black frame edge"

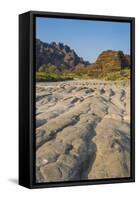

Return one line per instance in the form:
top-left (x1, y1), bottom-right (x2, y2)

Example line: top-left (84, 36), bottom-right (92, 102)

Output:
top-left (131, 17), bottom-right (135, 182)
top-left (29, 10), bottom-right (135, 21)
top-left (19, 12), bottom-right (32, 188)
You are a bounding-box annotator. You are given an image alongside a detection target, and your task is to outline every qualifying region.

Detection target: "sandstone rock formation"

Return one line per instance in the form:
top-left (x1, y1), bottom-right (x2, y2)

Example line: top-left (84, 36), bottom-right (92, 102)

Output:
top-left (36, 39), bottom-right (131, 75)
top-left (36, 80), bottom-right (130, 182)
top-left (125, 54), bottom-right (131, 66)
top-left (36, 39), bottom-right (89, 70)
top-left (94, 50), bottom-right (130, 72)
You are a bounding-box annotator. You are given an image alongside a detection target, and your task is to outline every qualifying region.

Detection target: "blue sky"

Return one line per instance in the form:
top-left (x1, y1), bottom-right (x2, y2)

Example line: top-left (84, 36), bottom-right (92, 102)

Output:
top-left (36, 17), bottom-right (130, 62)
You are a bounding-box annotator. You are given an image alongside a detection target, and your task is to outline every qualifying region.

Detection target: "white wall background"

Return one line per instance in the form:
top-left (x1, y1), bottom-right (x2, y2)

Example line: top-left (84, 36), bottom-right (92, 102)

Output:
top-left (0, 0), bottom-right (137, 199)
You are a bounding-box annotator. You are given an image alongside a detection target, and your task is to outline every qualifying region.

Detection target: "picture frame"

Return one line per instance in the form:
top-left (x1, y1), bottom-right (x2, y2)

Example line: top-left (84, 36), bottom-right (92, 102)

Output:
top-left (19, 10), bottom-right (135, 189)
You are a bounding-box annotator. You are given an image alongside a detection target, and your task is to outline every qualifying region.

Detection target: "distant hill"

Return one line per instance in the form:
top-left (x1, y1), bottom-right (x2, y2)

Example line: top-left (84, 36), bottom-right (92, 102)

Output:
top-left (36, 39), bottom-right (130, 73)
top-left (94, 50), bottom-right (130, 71)
top-left (36, 39), bottom-right (89, 70)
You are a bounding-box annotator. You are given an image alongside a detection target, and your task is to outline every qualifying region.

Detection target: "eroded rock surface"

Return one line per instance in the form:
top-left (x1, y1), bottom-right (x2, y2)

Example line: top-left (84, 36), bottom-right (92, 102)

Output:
top-left (36, 80), bottom-right (130, 182)
top-left (36, 39), bottom-right (89, 70)
top-left (95, 50), bottom-right (130, 71)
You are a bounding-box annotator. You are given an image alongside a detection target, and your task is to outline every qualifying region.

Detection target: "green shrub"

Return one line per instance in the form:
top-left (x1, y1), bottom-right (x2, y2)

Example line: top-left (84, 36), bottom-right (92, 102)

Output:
top-left (36, 66), bottom-right (131, 82)
top-left (36, 71), bottom-right (73, 82)
top-left (103, 69), bottom-right (130, 81)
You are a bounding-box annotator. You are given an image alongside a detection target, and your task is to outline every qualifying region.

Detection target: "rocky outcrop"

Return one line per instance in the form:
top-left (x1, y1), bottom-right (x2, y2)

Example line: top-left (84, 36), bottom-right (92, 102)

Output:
top-left (36, 39), bottom-right (130, 72)
top-left (36, 39), bottom-right (89, 70)
top-left (36, 80), bottom-right (130, 182)
top-left (125, 54), bottom-right (131, 66)
top-left (94, 50), bottom-right (130, 71)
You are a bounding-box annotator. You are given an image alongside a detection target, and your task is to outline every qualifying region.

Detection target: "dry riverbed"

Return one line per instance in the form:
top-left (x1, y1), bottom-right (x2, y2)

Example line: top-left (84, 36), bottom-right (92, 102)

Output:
top-left (36, 80), bottom-right (131, 182)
